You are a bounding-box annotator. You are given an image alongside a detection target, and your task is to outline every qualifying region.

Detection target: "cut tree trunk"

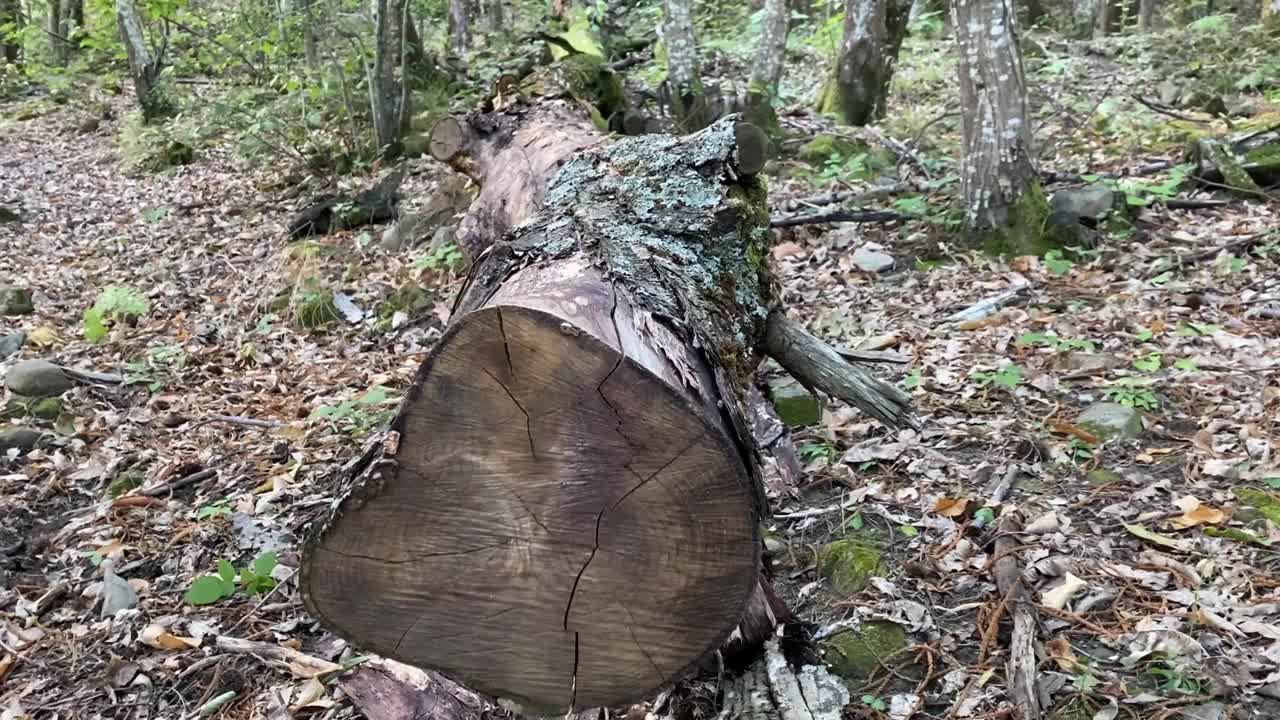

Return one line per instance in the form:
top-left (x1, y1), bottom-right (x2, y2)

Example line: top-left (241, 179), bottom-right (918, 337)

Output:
top-left (303, 99), bottom-right (914, 715)
top-left (817, 0), bottom-right (909, 126)
top-left (953, 0), bottom-right (1050, 255)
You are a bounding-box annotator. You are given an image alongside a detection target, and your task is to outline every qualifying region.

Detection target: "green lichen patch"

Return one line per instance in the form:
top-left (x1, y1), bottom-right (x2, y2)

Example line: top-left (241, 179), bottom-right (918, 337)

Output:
top-left (821, 621), bottom-right (909, 681)
top-left (979, 180), bottom-right (1056, 257)
top-left (767, 377), bottom-right (821, 427)
top-left (108, 469), bottom-right (146, 498)
top-left (1233, 488), bottom-right (1280, 526)
top-left (29, 397), bottom-right (63, 421)
top-left (818, 538), bottom-right (886, 595)
top-left (797, 134), bottom-right (861, 165)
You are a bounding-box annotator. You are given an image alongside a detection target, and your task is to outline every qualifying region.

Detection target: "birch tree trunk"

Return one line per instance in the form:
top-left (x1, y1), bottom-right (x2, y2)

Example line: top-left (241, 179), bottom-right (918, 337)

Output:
top-left (660, 0), bottom-right (708, 131)
top-left (116, 0), bottom-right (170, 121)
top-left (816, 0), bottom-right (909, 125)
top-left (745, 0), bottom-right (790, 136)
top-left (953, 0), bottom-right (1050, 254)
top-left (369, 0), bottom-right (410, 155)
top-left (447, 0), bottom-right (469, 56)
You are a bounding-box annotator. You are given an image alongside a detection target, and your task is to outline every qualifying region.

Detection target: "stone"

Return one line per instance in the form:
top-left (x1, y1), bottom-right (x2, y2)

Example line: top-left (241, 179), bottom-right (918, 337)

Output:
top-left (1077, 402), bottom-right (1142, 440)
top-left (0, 287), bottom-right (34, 315)
top-left (821, 621), bottom-right (908, 681)
top-left (767, 377), bottom-right (821, 427)
top-left (0, 426), bottom-right (44, 453)
top-left (817, 539), bottom-right (885, 595)
top-left (0, 206), bottom-right (20, 223)
top-left (1049, 187), bottom-right (1121, 220)
top-left (1060, 352), bottom-right (1114, 373)
top-left (5, 359), bottom-right (74, 397)
top-left (852, 247), bottom-right (895, 273)
top-left (0, 331), bottom-right (24, 359)
top-left (1157, 79), bottom-right (1180, 106)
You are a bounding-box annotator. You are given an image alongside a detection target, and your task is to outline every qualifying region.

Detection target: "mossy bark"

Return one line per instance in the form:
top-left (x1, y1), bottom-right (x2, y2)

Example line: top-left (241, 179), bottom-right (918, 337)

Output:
top-left (821, 621), bottom-right (908, 681)
top-left (820, 0), bottom-right (910, 126)
top-left (977, 179), bottom-right (1054, 256)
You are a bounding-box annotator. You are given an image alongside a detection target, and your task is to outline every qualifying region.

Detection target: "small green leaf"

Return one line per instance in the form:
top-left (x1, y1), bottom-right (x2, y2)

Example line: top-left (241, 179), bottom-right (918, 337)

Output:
top-left (218, 559), bottom-right (236, 585)
top-left (845, 513), bottom-right (864, 531)
top-left (974, 507), bottom-right (996, 525)
top-left (1133, 353), bottom-right (1162, 372)
top-left (254, 551), bottom-right (279, 577)
top-left (186, 576), bottom-right (232, 605)
top-left (1173, 358), bottom-right (1198, 371)
top-left (898, 524), bottom-right (919, 537)
top-left (1135, 329), bottom-right (1154, 342)
top-left (83, 308), bottom-right (108, 343)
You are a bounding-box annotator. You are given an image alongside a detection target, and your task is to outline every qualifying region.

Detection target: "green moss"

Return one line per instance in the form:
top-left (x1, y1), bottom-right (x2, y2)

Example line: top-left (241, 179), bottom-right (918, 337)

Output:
top-left (797, 134), bottom-right (860, 165)
top-left (818, 538), bottom-right (886, 595)
top-left (979, 180), bottom-right (1055, 257)
top-left (822, 621), bottom-right (908, 681)
top-left (1086, 468), bottom-right (1123, 487)
top-left (380, 284), bottom-right (433, 320)
top-left (402, 133), bottom-right (430, 158)
top-left (743, 83), bottom-right (782, 141)
top-left (1233, 488), bottom-right (1280, 526)
top-left (108, 469), bottom-right (145, 498)
top-left (294, 288), bottom-right (341, 331)
top-left (29, 397), bottom-right (63, 421)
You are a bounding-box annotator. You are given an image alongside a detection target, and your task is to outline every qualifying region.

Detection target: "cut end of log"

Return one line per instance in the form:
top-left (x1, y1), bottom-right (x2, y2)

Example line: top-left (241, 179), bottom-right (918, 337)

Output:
top-left (303, 299), bottom-right (760, 712)
top-left (429, 116), bottom-right (465, 162)
top-left (733, 122), bottom-right (768, 177)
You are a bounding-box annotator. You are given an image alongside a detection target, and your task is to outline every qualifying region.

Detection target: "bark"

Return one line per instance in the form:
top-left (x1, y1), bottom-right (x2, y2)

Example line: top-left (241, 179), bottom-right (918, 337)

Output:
top-left (64, 0), bottom-right (84, 46)
top-left (447, 0), bottom-right (469, 56)
top-left (1, 0), bottom-right (21, 65)
top-left (369, 0), bottom-right (410, 155)
top-left (1023, 0), bottom-right (1047, 25)
top-left (745, 0), bottom-right (790, 137)
top-left (993, 514), bottom-right (1042, 719)
top-left (481, 0), bottom-right (504, 32)
top-left (953, 0), bottom-right (1049, 254)
top-left (302, 0), bottom-right (319, 73)
top-left (116, 0), bottom-right (170, 121)
top-left (660, 0), bottom-right (708, 130)
top-left (1264, 0), bottom-right (1279, 22)
top-left (48, 0), bottom-right (67, 65)
top-left (817, 0), bottom-right (909, 126)
top-left (1137, 0), bottom-right (1155, 28)
top-left (1094, 0), bottom-right (1119, 34)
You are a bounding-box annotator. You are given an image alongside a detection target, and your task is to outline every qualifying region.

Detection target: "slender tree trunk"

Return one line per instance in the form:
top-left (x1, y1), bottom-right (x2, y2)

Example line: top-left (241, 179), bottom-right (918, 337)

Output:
top-left (64, 0), bottom-right (83, 47)
top-left (447, 0), bottom-right (469, 56)
top-left (745, 0), bottom-right (789, 136)
top-left (404, 6), bottom-right (429, 70)
top-left (1094, 0), bottom-right (1117, 34)
top-left (302, 0), bottom-right (319, 73)
top-left (481, 0), bottom-right (504, 32)
top-left (48, 0), bottom-right (67, 65)
top-left (369, 0), bottom-right (409, 155)
top-left (1023, 0), bottom-right (1046, 25)
top-left (817, 0), bottom-right (909, 126)
top-left (1, 0), bottom-right (22, 65)
top-left (1138, 0), bottom-right (1154, 29)
top-left (116, 0), bottom-right (170, 121)
top-left (660, 0), bottom-right (707, 130)
top-left (952, 0), bottom-right (1049, 254)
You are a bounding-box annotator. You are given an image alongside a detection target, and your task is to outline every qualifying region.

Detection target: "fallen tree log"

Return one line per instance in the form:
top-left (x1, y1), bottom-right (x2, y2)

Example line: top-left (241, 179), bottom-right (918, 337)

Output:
top-left (301, 81), bottom-right (916, 716)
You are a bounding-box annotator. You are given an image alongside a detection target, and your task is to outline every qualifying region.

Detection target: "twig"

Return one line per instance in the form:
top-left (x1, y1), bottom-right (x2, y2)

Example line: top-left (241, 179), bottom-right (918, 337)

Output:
top-left (986, 464), bottom-right (1022, 504)
top-left (1143, 232), bottom-right (1268, 278)
top-left (1131, 94), bottom-right (1208, 123)
top-left (992, 514), bottom-right (1042, 720)
top-left (836, 348), bottom-right (910, 364)
top-left (777, 183), bottom-right (905, 213)
top-left (214, 636), bottom-right (342, 677)
top-left (1160, 198), bottom-right (1229, 210)
top-left (141, 468), bottom-right (217, 497)
top-left (63, 367), bottom-right (124, 385)
top-left (188, 415), bottom-right (283, 431)
top-left (769, 208), bottom-right (901, 228)
top-left (939, 281), bottom-right (1031, 324)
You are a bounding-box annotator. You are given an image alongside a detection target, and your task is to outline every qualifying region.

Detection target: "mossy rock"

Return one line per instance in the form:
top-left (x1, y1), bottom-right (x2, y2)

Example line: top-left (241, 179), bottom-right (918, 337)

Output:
top-left (108, 469), bottom-right (145, 498)
top-left (818, 538), bottom-right (886, 595)
top-left (767, 377), bottom-right (821, 427)
top-left (294, 290), bottom-right (341, 331)
top-left (159, 140), bottom-right (195, 169)
top-left (0, 426), bottom-right (45, 452)
top-left (822, 621), bottom-right (908, 681)
top-left (797, 134), bottom-right (862, 165)
top-left (29, 397), bottom-right (63, 421)
top-left (0, 286), bottom-right (34, 315)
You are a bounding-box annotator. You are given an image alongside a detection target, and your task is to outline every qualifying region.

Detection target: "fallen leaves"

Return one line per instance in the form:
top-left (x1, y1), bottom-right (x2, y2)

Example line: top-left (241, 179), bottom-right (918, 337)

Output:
top-left (933, 497), bottom-right (969, 518)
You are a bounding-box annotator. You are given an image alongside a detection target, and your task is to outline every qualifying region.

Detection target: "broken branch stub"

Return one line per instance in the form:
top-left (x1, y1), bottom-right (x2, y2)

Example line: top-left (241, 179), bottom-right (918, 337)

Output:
top-left (302, 117), bottom-right (778, 714)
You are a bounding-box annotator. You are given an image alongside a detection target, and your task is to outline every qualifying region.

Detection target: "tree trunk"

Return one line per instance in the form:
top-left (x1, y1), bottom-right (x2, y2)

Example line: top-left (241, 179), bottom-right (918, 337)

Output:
top-left (447, 0), bottom-right (469, 56)
top-left (369, 0), bottom-right (409, 155)
top-left (481, 0), bottom-right (504, 32)
top-left (745, 0), bottom-right (790, 137)
top-left (64, 0), bottom-right (83, 47)
top-left (1, 0), bottom-right (22, 65)
top-left (302, 84), bottom-right (916, 716)
top-left (1094, 0), bottom-right (1118, 34)
top-left (301, 0), bottom-right (319, 72)
top-left (953, 0), bottom-right (1049, 254)
top-left (1263, 0), bottom-right (1279, 23)
top-left (660, 0), bottom-right (708, 130)
top-left (1138, 0), bottom-right (1155, 29)
top-left (116, 0), bottom-right (170, 122)
top-left (1023, 0), bottom-right (1047, 25)
top-left (404, 5), bottom-right (430, 70)
top-left (48, 0), bottom-right (67, 65)
top-left (817, 0), bottom-right (909, 126)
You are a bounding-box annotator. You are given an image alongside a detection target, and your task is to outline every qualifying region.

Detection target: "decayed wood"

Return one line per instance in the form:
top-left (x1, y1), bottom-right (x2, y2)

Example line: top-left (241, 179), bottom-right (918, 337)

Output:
top-left (992, 513), bottom-right (1042, 720)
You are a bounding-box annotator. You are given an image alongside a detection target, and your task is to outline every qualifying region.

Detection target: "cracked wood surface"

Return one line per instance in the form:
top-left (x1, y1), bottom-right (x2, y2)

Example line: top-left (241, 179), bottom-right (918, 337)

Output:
top-left (303, 263), bottom-right (760, 713)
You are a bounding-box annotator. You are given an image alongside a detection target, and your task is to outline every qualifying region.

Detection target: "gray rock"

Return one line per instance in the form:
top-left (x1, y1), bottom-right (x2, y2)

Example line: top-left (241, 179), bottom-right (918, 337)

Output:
top-left (5, 359), bottom-right (73, 397)
top-left (1078, 402), bottom-right (1142, 440)
top-left (0, 287), bottom-right (34, 316)
top-left (0, 426), bottom-right (44, 452)
top-left (1061, 352), bottom-right (1115, 373)
top-left (0, 331), bottom-right (24, 360)
top-left (1050, 187), bottom-right (1121, 220)
top-left (852, 247), bottom-right (895, 273)
top-left (1158, 79), bottom-right (1180, 106)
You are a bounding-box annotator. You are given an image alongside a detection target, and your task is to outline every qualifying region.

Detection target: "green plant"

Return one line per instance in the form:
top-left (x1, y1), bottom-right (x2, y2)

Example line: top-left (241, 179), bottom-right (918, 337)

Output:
top-left (1017, 333), bottom-right (1097, 352)
top-left (293, 281), bottom-right (341, 331)
top-left (1044, 249), bottom-right (1074, 276)
top-left (413, 242), bottom-right (465, 273)
top-left (1066, 437), bottom-right (1095, 462)
top-left (310, 386), bottom-right (397, 435)
top-left (797, 440), bottom-right (838, 464)
top-left (1105, 377), bottom-right (1159, 410)
top-left (124, 344), bottom-right (187, 392)
top-left (971, 364), bottom-right (1022, 389)
top-left (83, 285), bottom-right (151, 342)
top-left (1133, 352), bottom-right (1162, 372)
top-left (196, 501), bottom-right (232, 520)
top-left (861, 694), bottom-right (888, 712)
top-left (1145, 661), bottom-right (1205, 694)
top-left (185, 552), bottom-right (279, 605)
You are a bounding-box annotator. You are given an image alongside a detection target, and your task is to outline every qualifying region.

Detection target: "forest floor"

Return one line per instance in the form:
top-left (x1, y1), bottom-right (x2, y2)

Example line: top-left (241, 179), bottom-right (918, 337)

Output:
top-left (2, 25), bottom-right (1280, 720)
